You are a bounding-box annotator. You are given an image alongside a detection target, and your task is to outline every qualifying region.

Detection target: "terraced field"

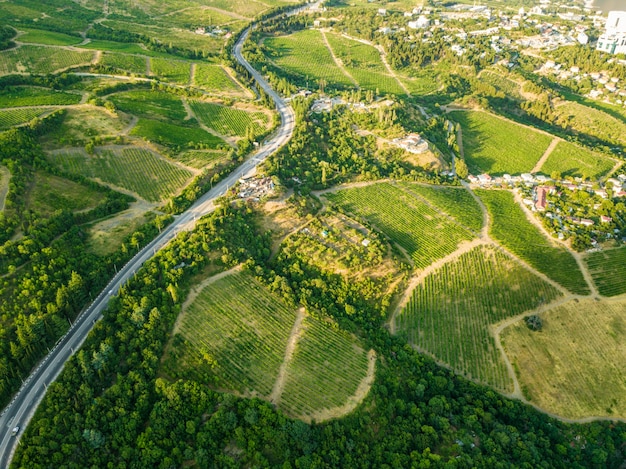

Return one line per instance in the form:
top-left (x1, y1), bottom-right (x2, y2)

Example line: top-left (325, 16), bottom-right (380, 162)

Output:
top-left (324, 183), bottom-right (474, 268)
top-left (264, 29), bottom-right (354, 88)
top-left (399, 183), bottom-right (484, 233)
top-left (451, 111), bottom-right (552, 175)
top-left (477, 189), bottom-right (589, 295)
top-left (396, 245), bottom-right (562, 391)
top-left (48, 147), bottom-right (193, 202)
top-left (503, 298), bottom-right (626, 419)
top-left (584, 247), bottom-right (626, 297)
top-left (0, 45), bottom-right (94, 75)
top-left (539, 140), bottom-right (616, 180)
top-left (189, 101), bottom-right (269, 137)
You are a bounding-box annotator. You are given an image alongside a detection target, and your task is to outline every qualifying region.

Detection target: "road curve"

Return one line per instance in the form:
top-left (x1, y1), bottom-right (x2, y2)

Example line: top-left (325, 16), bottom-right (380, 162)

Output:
top-left (0, 26), bottom-right (295, 468)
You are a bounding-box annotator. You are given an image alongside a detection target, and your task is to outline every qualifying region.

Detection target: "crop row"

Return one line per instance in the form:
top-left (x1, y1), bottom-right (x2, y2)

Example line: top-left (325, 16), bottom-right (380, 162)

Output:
top-left (325, 183), bottom-right (474, 269)
top-left (189, 101), bottom-right (268, 138)
top-left (0, 45), bottom-right (94, 76)
top-left (584, 247), bottom-right (626, 297)
top-left (0, 86), bottom-right (81, 107)
top-left (396, 245), bottom-right (562, 391)
top-left (49, 147), bottom-right (193, 202)
top-left (540, 140), bottom-right (615, 180)
top-left (477, 189), bottom-right (590, 294)
top-left (0, 107), bottom-right (49, 129)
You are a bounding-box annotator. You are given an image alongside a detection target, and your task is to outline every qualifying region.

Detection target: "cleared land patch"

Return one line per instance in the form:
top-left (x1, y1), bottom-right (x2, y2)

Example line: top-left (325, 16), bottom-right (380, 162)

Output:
top-left (584, 247), bottom-right (626, 297)
top-left (477, 189), bottom-right (589, 295)
top-left (540, 140), bottom-right (615, 180)
top-left (163, 269), bottom-right (372, 421)
top-left (324, 183), bottom-right (474, 268)
top-left (395, 245), bottom-right (562, 392)
top-left (503, 298), bottom-right (626, 419)
top-left (451, 111), bottom-right (552, 175)
top-left (0, 45), bottom-right (94, 75)
top-left (26, 171), bottom-right (106, 216)
top-left (42, 107), bottom-right (128, 147)
top-left (399, 183), bottom-right (484, 233)
top-left (264, 29), bottom-right (354, 88)
top-left (48, 147), bottom-right (193, 202)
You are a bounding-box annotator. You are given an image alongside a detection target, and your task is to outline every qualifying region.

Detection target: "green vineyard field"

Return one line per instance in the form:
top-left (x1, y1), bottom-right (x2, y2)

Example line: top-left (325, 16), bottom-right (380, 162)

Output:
top-left (584, 247), bottom-right (626, 297)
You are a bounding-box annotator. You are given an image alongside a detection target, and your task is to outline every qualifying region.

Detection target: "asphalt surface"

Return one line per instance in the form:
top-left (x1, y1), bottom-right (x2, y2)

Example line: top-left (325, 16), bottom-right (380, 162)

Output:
top-left (0, 26), bottom-right (295, 468)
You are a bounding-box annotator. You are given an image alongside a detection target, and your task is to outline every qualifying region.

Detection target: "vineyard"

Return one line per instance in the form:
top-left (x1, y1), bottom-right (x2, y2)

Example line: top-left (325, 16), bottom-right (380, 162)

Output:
top-left (399, 183), bottom-right (484, 233)
top-left (109, 90), bottom-right (187, 121)
top-left (0, 86), bottom-right (81, 107)
top-left (477, 189), bottom-right (589, 294)
top-left (150, 57), bottom-right (192, 84)
top-left (80, 40), bottom-right (153, 55)
top-left (502, 298), bottom-right (626, 419)
top-left (98, 52), bottom-right (148, 75)
top-left (324, 33), bottom-right (404, 95)
top-left (584, 247), bottom-right (626, 297)
top-left (176, 149), bottom-right (230, 170)
top-left (324, 183), bottom-right (474, 268)
top-left (451, 111), bottom-right (552, 175)
top-left (26, 171), bottom-right (106, 216)
top-left (165, 271), bottom-right (298, 397)
top-left (0, 107), bottom-right (50, 129)
top-left (279, 315), bottom-right (370, 421)
top-left (540, 140), bottom-right (615, 179)
top-left (48, 147), bottom-right (193, 202)
top-left (193, 64), bottom-right (247, 96)
top-left (0, 45), bottom-right (94, 75)
top-left (189, 101), bottom-right (268, 137)
top-left (480, 71), bottom-right (522, 100)
top-left (402, 66), bottom-right (440, 95)
top-left (264, 29), bottom-right (354, 88)
top-left (396, 245), bottom-right (562, 392)
top-left (553, 101), bottom-right (626, 148)
top-left (18, 28), bottom-right (81, 46)
top-left (131, 118), bottom-right (225, 149)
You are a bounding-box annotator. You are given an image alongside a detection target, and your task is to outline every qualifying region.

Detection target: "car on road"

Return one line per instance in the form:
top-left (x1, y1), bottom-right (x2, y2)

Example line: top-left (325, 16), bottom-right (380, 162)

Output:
top-left (11, 426), bottom-right (19, 436)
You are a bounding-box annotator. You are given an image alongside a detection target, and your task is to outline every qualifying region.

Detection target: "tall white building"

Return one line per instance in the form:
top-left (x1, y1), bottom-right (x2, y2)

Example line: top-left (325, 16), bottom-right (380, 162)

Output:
top-left (597, 11), bottom-right (626, 55)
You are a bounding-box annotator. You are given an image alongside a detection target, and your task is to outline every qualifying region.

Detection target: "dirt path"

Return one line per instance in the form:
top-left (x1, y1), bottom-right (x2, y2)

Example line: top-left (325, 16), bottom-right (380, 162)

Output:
top-left (374, 44), bottom-right (410, 96)
top-left (145, 56), bottom-right (151, 76)
top-left (389, 238), bottom-right (487, 333)
top-left (181, 98), bottom-right (194, 121)
top-left (607, 160), bottom-right (624, 180)
top-left (173, 265), bottom-right (242, 334)
top-left (121, 115), bottom-right (138, 135)
top-left (320, 30), bottom-right (359, 88)
top-left (189, 62), bottom-right (196, 86)
top-left (511, 190), bottom-right (598, 296)
top-left (531, 137), bottom-right (560, 174)
top-left (269, 307), bottom-right (307, 405)
top-left (0, 165), bottom-right (10, 212)
top-left (307, 350), bottom-right (377, 423)
top-left (456, 125), bottom-right (465, 160)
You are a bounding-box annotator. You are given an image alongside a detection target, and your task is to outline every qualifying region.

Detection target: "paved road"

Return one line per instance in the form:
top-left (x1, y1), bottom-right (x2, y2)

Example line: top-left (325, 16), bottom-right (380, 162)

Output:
top-left (0, 26), bottom-right (295, 468)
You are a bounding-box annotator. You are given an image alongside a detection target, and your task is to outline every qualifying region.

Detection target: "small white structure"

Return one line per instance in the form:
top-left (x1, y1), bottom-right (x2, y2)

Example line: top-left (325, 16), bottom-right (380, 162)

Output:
top-left (597, 11), bottom-right (626, 55)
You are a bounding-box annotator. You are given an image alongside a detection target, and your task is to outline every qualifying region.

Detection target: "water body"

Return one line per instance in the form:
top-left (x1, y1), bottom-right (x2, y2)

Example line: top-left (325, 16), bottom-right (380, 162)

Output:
top-left (593, 0), bottom-right (625, 13)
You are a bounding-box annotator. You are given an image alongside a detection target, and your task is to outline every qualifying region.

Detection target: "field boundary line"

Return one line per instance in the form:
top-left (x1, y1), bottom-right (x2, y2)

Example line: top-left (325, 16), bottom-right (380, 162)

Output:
top-left (269, 307), bottom-right (307, 405)
top-left (306, 349), bottom-right (377, 423)
top-left (531, 137), bottom-right (560, 174)
top-left (319, 30), bottom-right (359, 88)
top-left (389, 238), bottom-right (487, 333)
top-left (221, 65), bottom-right (255, 99)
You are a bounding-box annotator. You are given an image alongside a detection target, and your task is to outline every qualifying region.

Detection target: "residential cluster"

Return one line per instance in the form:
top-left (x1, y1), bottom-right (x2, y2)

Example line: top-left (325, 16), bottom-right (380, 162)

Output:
top-left (539, 60), bottom-right (626, 100)
top-left (237, 176), bottom-right (275, 201)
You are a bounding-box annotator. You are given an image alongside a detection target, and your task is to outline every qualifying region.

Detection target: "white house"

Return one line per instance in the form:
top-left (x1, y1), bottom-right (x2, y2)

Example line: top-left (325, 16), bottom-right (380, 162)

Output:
top-left (597, 11), bottom-right (626, 55)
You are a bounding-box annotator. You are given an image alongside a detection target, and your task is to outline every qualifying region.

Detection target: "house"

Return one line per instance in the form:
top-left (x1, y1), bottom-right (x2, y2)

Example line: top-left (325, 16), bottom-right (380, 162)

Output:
top-left (601, 215), bottom-right (613, 223)
top-left (378, 8), bottom-right (387, 16)
top-left (521, 173), bottom-right (535, 183)
top-left (580, 218), bottom-right (595, 227)
top-left (477, 174), bottom-right (492, 184)
top-left (535, 186), bottom-right (549, 211)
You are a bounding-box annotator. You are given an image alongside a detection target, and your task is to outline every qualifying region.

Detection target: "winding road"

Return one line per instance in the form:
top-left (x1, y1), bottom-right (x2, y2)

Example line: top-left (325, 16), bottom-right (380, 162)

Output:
top-left (0, 25), bottom-right (295, 468)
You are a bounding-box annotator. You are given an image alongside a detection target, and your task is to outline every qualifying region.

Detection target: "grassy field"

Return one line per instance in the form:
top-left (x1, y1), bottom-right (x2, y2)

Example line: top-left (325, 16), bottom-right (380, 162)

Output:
top-left (399, 183), bottom-right (484, 233)
top-left (193, 64), bottom-right (247, 96)
top-left (324, 183), bottom-right (474, 269)
top-left (80, 40), bottom-right (153, 55)
top-left (264, 29), bottom-right (354, 88)
top-left (0, 107), bottom-right (50, 129)
top-left (451, 111), bottom-right (552, 175)
top-left (477, 189), bottom-right (589, 295)
top-left (540, 140), bottom-right (616, 180)
top-left (131, 118), bottom-right (225, 149)
top-left (324, 32), bottom-right (404, 95)
top-left (402, 66), bottom-right (441, 95)
top-left (164, 270), bottom-right (298, 397)
top-left (176, 149), bottom-right (230, 170)
top-left (189, 101), bottom-right (269, 137)
top-left (48, 147), bottom-right (193, 202)
top-left (279, 315), bottom-right (370, 420)
top-left (554, 101), bottom-right (626, 148)
top-left (0, 45), bottom-right (94, 75)
top-left (0, 86), bottom-right (81, 107)
top-left (503, 298), bottom-right (626, 419)
top-left (584, 247), bottom-right (626, 297)
top-left (98, 52), bottom-right (147, 75)
top-left (88, 210), bottom-right (154, 256)
top-left (26, 171), bottom-right (106, 216)
top-left (396, 245), bottom-right (562, 392)
top-left (42, 107), bottom-right (128, 147)
top-left (150, 57), bottom-right (191, 84)
top-left (110, 90), bottom-right (187, 121)
top-left (18, 28), bottom-right (82, 46)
